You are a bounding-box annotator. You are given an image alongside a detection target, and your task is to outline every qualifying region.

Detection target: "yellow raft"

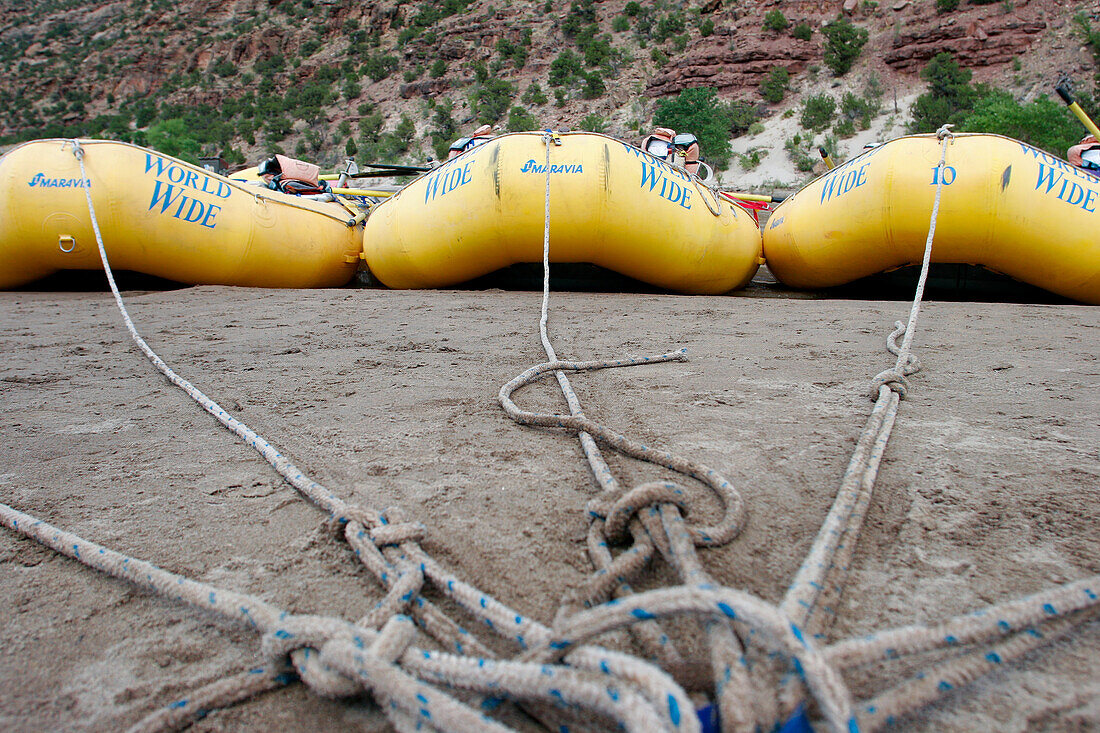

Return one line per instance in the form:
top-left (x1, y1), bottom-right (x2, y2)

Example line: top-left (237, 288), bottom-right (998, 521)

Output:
top-left (0, 139), bottom-right (362, 289)
top-left (361, 131), bottom-right (763, 294)
top-left (762, 133), bottom-right (1100, 304)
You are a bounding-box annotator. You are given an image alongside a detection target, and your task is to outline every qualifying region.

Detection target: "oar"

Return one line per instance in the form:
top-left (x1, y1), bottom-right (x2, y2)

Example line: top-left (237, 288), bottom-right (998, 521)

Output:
top-left (1055, 82), bottom-right (1100, 140)
top-left (719, 191), bottom-right (785, 204)
top-left (320, 163), bottom-right (432, 180)
top-left (819, 146), bottom-right (836, 170)
top-left (331, 186), bottom-right (396, 198)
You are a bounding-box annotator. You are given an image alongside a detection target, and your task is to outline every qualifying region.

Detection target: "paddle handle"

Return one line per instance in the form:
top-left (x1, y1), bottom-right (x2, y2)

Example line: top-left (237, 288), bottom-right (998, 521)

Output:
top-left (1056, 83), bottom-right (1100, 141)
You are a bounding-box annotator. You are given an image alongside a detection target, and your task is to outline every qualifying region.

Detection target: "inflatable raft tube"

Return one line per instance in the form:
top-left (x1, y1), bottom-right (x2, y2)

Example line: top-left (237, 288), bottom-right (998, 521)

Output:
top-left (0, 139), bottom-right (362, 289)
top-left (361, 131), bottom-right (763, 295)
top-left (762, 133), bottom-right (1100, 304)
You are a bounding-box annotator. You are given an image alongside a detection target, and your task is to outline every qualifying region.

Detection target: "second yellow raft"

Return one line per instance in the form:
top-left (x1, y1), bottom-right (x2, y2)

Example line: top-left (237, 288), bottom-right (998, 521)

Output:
top-left (762, 133), bottom-right (1100, 304)
top-left (361, 132), bottom-right (763, 295)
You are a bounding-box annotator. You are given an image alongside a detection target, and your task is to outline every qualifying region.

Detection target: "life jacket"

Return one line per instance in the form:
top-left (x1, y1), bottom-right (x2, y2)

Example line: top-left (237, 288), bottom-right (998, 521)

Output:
top-left (269, 154), bottom-right (331, 195)
top-left (1067, 135), bottom-right (1100, 175)
top-left (447, 124), bottom-right (494, 159)
top-left (640, 127), bottom-right (702, 176)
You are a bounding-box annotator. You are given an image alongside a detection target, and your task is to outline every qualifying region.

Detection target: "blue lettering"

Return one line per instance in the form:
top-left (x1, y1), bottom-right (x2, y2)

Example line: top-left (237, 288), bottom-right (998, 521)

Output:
top-left (423, 161), bottom-right (473, 202)
top-left (201, 204), bottom-right (221, 228)
top-left (1083, 188), bottom-right (1097, 213)
top-left (931, 166), bottom-right (957, 185)
top-left (640, 162), bottom-right (663, 192)
top-left (167, 165), bottom-right (186, 184)
top-left (182, 198), bottom-right (206, 223)
top-left (1064, 181), bottom-right (1086, 206)
top-left (144, 154), bottom-right (170, 176)
top-left (1036, 164), bottom-right (1063, 194)
top-left (149, 180), bottom-right (187, 214)
top-left (27, 173), bottom-right (89, 188)
top-left (173, 193), bottom-right (189, 219)
top-left (680, 188), bottom-right (692, 210)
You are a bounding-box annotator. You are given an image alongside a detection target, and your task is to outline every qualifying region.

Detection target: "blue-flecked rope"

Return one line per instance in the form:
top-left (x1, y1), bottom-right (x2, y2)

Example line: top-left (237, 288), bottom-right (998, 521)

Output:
top-left (0, 501), bottom-right (701, 733)
top-left (513, 134), bottom-right (760, 731)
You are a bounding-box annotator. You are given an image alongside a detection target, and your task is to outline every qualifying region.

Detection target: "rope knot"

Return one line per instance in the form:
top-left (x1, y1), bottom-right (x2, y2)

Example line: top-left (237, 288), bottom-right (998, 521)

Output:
top-left (328, 502), bottom-right (382, 530)
top-left (367, 507), bottom-right (426, 547)
top-left (594, 481), bottom-right (691, 544)
top-left (261, 614), bottom-right (362, 698)
top-left (370, 520), bottom-right (426, 547)
top-left (260, 614), bottom-right (420, 700)
top-left (936, 123), bottom-right (955, 140)
top-left (870, 369), bottom-right (909, 400)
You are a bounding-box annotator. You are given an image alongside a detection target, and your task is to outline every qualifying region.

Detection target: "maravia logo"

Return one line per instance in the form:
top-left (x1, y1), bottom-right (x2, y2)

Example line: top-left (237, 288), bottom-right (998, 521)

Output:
top-left (520, 160), bottom-right (583, 174)
top-left (28, 173), bottom-right (89, 188)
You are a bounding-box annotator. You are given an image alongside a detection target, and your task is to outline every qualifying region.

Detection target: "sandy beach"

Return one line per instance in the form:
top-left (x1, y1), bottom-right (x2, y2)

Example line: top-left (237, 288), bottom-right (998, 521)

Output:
top-left (1, 280), bottom-right (1097, 732)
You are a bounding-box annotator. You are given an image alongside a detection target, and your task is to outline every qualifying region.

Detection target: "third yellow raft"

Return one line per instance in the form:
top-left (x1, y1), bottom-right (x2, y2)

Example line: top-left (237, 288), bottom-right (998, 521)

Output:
top-left (762, 133), bottom-right (1100, 304)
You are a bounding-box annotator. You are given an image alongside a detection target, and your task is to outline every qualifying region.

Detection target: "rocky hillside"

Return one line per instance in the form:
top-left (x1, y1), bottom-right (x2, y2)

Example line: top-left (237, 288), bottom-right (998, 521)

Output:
top-left (1, 0), bottom-right (1096, 185)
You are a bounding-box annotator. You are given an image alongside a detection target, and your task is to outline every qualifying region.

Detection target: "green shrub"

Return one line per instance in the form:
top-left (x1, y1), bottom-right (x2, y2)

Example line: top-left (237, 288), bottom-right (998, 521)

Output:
top-left (624, 1), bottom-right (641, 16)
top-left (506, 105), bottom-right (539, 132)
top-left (909, 52), bottom-right (980, 132)
top-left (429, 98), bottom-right (458, 159)
top-left (651, 48), bottom-right (669, 66)
top-left (578, 113), bottom-right (606, 133)
top-left (760, 67), bottom-right (789, 104)
top-left (549, 50), bottom-right (584, 86)
top-left (563, 0), bottom-right (597, 39)
top-left (145, 119), bottom-right (201, 163)
top-left (613, 15), bottom-right (630, 32)
top-left (936, 0), bottom-right (960, 12)
top-left (800, 93), bottom-right (836, 131)
top-left (653, 13), bottom-right (685, 43)
top-left (763, 10), bottom-right (789, 32)
top-left (363, 53), bottom-right (398, 82)
top-left (430, 58), bottom-right (447, 78)
top-left (784, 134), bottom-right (815, 171)
top-left (523, 82), bottom-right (548, 105)
top-left (584, 35), bottom-right (613, 66)
top-left (472, 78), bottom-right (515, 122)
top-left (1075, 12), bottom-right (1100, 65)
top-left (211, 58), bottom-right (237, 77)
top-left (583, 71), bottom-right (606, 99)
top-left (840, 91), bottom-right (880, 129)
top-left (822, 17), bottom-right (868, 76)
top-left (960, 91), bottom-right (1096, 156)
top-left (698, 18), bottom-right (715, 37)
top-left (653, 87), bottom-right (756, 169)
